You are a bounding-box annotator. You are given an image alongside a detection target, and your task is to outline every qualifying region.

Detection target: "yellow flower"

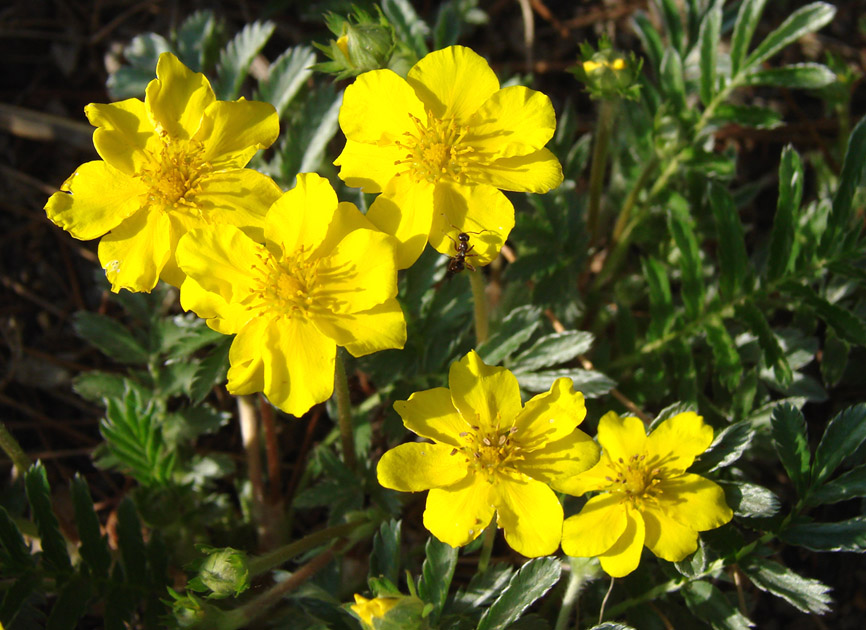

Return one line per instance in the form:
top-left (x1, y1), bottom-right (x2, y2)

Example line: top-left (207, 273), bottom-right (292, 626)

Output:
top-left (560, 412), bottom-right (733, 577)
top-left (350, 594), bottom-right (399, 628)
top-left (44, 52), bottom-right (280, 292)
top-left (335, 45), bottom-right (563, 269)
top-left (377, 351), bottom-right (598, 557)
top-left (175, 173), bottom-right (406, 417)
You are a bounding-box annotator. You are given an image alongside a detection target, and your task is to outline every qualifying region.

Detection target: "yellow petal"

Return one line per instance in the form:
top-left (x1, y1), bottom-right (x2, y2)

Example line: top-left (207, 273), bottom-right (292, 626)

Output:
top-left (377, 442), bottom-right (469, 492)
top-left (561, 494), bottom-right (628, 557)
top-left (394, 387), bottom-right (471, 447)
top-left (427, 183), bottom-right (514, 266)
top-left (423, 474), bottom-right (494, 547)
top-left (518, 428), bottom-right (599, 489)
top-left (97, 207), bottom-right (171, 292)
top-left (597, 412), bottom-right (648, 462)
top-left (145, 52), bottom-right (215, 140)
top-left (45, 161), bottom-right (146, 241)
top-left (265, 173), bottom-right (337, 257)
top-left (196, 99), bottom-right (279, 169)
top-left (655, 474), bottom-right (733, 532)
top-left (512, 377), bottom-right (587, 449)
top-left (366, 176), bottom-right (435, 269)
top-left (193, 169), bottom-right (281, 243)
top-left (494, 475), bottom-right (563, 557)
top-left (598, 508), bottom-right (645, 578)
top-left (473, 148), bottom-right (564, 193)
top-left (85, 99), bottom-right (159, 175)
top-left (449, 350), bottom-right (522, 432)
top-left (334, 139), bottom-right (404, 193)
top-left (641, 503), bottom-right (700, 562)
top-left (318, 201), bottom-right (381, 255)
top-left (406, 46), bottom-right (499, 122)
top-left (646, 412), bottom-right (714, 471)
top-left (227, 317), bottom-right (268, 395)
top-left (339, 69), bottom-right (426, 144)
top-left (262, 317), bottom-right (337, 417)
top-left (314, 300), bottom-right (407, 357)
top-left (466, 86), bottom-right (557, 158)
top-left (555, 455), bottom-right (616, 497)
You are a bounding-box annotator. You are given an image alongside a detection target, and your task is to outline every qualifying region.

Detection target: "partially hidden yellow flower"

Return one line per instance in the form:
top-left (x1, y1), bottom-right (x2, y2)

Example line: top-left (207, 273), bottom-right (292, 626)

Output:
top-left (45, 52), bottom-right (280, 292)
top-left (335, 45), bottom-right (563, 269)
top-left (377, 351), bottom-right (598, 557)
top-left (560, 412), bottom-right (733, 577)
top-left (350, 594), bottom-right (399, 628)
top-left (175, 173), bottom-right (406, 417)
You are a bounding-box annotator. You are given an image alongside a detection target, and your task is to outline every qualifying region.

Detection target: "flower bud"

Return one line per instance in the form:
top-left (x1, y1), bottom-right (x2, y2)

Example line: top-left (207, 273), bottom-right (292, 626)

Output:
top-left (571, 36), bottom-right (642, 101)
top-left (187, 546), bottom-right (250, 599)
top-left (314, 9), bottom-right (396, 79)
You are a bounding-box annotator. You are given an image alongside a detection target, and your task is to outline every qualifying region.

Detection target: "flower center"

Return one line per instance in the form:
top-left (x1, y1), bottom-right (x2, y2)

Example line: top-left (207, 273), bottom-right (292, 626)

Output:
top-left (137, 139), bottom-right (209, 210)
top-left (606, 453), bottom-right (664, 507)
top-left (453, 420), bottom-right (523, 482)
top-left (394, 112), bottom-right (474, 184)
top-left (247, 249), bottom-right (322, 319)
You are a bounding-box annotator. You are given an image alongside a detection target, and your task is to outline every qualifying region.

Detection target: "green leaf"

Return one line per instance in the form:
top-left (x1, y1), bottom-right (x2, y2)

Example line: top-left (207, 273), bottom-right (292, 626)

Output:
top-left (633, 12), bottom-right (664, 74)
top-left (510, 331), bottom-right (595, 372)
top-left (25, 463), bottom-right (72, 575)
top-left (671, 337), bottom-right (698, 404)
top-left (820, 328), bottom-right (849, 387)
top-left (657, 0), bottom-right (684, 54)
top-left (587, 624), bottom-right (637, 630)
top-left (106, 33), bottom-right (171, 99)
top-left (417, 536), bottom-right (457, 623)
top-left (189, 335), bottom-right (231, 404)
top-left (256, 46), bottom-right (316, 119)
top-left (175, 10), bottom-right (218, 71)
top-left (712, 103), bottom-right (782, 129)
top-left (117, 498), bottom-right (147, 586)
top-left (703, 316), bottom-right (742, 392)
top-left (743, 63), bottom-right (837, 89)
top-left (730, 0), bottom-right (768, 75)
top-left (476, 557), bottom-right (561, 630)
top-left (741, 558), bottom-right (832, 615)
top-left (73, 311), bottom-right (149, 365)
top-left (72, 371), bottom-right (128, 403)
top-left (46, 573), bottom-right (93, 630)
top-left (766, 146), bottom-right (803, 282)
top-left (0, 505), bottom-right (34, 572)
top-left (743, 3), bottom-right (836, 72)
top-left (709, 183), bottom-right (750, 301)
top-left (514, 368), bottom-right (615, 398)
top-left (682, 580), bottom-right (752, 630)
top-left (0, 574), bottom-right (40, 624)
top-left (453, 564), bottom-right (514, 611)
top-left (823, 115), bottom-right (866, 254)
top-left (381, 0), bottom-right (430, 59)
top-left (370, 520), bottom-right (401, 586)
top-left (780, 516), bottom-right (866, 552)
top-left (698, 0), bottom-right (722, 106)
top-left (214, 21), bottom-right (275, 100)
top-left (667, 195), bottom-right (705, 320)
top-left (660, 48), bottom-right (686, 112)
top-left (642, 257), bottom-right (674, 340)
top-left (720, 481), bottom-right (781, 518)
top-left (770, 403), bottom-right (810, 495)
top-left (692, 420), bottom-right (754, 473)
top-left (477, 306), bottom-right (542, 366)
top-left (812, 404), bottom-right (866, 487)
top-left (784, 284), bottom-right (866, 346)
top-left (296, 88), bottom-right (343, 176)
top-left (735, 303), bottom-right (792, 386)
top-left (71, 475), bottom-right (111, 579)
top-left (807, 464), bottom-right (866, 505)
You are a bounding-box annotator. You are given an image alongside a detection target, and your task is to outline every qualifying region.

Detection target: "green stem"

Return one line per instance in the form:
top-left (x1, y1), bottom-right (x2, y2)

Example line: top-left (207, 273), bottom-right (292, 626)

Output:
top-left (477, 520), bottom-right (497, 573)
top-left (587, 99), bottom-right (617, 248)
top-left (334, 350), bottom-right (357, 472)
top-left (553, 559), bottom-right (585, 630)
top-left (0, 423), bottom-right (30, 473)
top-left (469, 270), bottom-right (489, 345)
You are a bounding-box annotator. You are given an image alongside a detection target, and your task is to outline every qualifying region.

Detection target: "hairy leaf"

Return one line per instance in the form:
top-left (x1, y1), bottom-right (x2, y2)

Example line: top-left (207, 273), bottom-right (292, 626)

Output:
top-left (215, 21), bottom-right (275, 100)
top-left (766, 146), bottom-right (803, 282)
top-left (742, 558), bottom-right (831, 614)
top-left (812, 404), bottom-right (866, 487)
top-left (417, 536), bottom-right (457, 623)
top-left (743, 3), bottom-right (836, 72)
top-left (781, 517), bottom-right (866, 552)
top-left (770, 403), bottom-right (810, 495)
top-left (477, 557), bottom-right (561, 630)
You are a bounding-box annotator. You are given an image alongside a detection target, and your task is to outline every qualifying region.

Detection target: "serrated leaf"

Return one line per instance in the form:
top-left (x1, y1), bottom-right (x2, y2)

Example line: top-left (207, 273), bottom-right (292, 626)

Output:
top-left (820, 328), bottom-right (849, 387)
top-left (0, 505), bottom-right (34, 572)
top-left (730, 0), bottom-right (768, 75)
top-left (766, 146), bottom-right (803, 282)
top-left (735, 303), bottom-right (792, 386)
top-left (785, 284), bottom-right (866, 346)
top-left (189, 335), bottom-right (231, 404)
top-left (811, 404), bottom-right (866, 487)
top-left (651, 401), bottom-right (697, 431)
top-left (72, 371), bottom-right (128, 403)
top-left (477, 306), bottom-right (542, 365)
top-left (25, 464), bottom-right (72, 575)
top-left (743, 63), bottom-right (837, 89)
top-left (698, 0), bottom-right (722, 106)
top-left (642, 257), bottom-right (674, 340)
top-left (514, 368), bottom-right (615, 397)
top-left (175, 10), bottom-right (218, 71)
top-left (742, 558), bottom-right (832, 614)
top-left (712, 103), bottom-right (782, 129)
top-left (510, 331), bottom-right (594, 372)
top-left (382, 0), bottom-right (430, 59)
top-left (743, 3), bottom-right (836, 72)
top-left (370, 520), bottom-right (401, 586)
top-left (675, 539), bottom-right (709, 578)
top-left (107, 33), bottom-right (171, 99)
top-left (476, 557), bottom-right (561, 630)
top-left (704, 316), bottom-right (742, 391)
top-left (710, 183), bottom-right (751, 300)
top-left (823, 115), bottom-right (866, 255)
top-left (117, 498), bottom-right (147, 586)
top-left (683, 580), bottom-right (753, 629)
top-left (720, 481), bottom-right (781, 518)
top-left (71, 476), bottom-right (111, 579)
top-left (692, 420), bottom-right (754, 473)
top-left (780, 516), bottom-right (866, 551)
top-left (660, 48), bottom-right (686, 112)
top-left (73, 311), bottom-right (149, 365)
top-left (257, 46), bottom-right (316, 118)
top-left (807, 464), bottom-right (866, 505)
top-left (214, 21), bottom-right (275, 100)
top-left (417, 536), bottom-right (457, 623)
top-left (770, 403), bottom-right (810, 494)
top-left (46, 573), bottom-right (92, 630)
top-left (667, 195), bottom-right (704, 320)
top-left (452, 564), bottom-right (514, 612)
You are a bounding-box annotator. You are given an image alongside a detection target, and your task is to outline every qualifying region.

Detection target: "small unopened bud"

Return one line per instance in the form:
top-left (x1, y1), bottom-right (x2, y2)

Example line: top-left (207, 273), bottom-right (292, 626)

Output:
top-left (314, 9), bottom-right (396, 79)
top-left (188, 546), bottom-right (250, 599)
top-left (571, 36), bottom-right (642, 101)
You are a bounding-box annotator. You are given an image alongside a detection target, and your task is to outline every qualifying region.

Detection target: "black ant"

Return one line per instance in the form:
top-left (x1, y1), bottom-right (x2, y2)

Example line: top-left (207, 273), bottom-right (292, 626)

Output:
top-left (446, 231), bottom-right (477, 277)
